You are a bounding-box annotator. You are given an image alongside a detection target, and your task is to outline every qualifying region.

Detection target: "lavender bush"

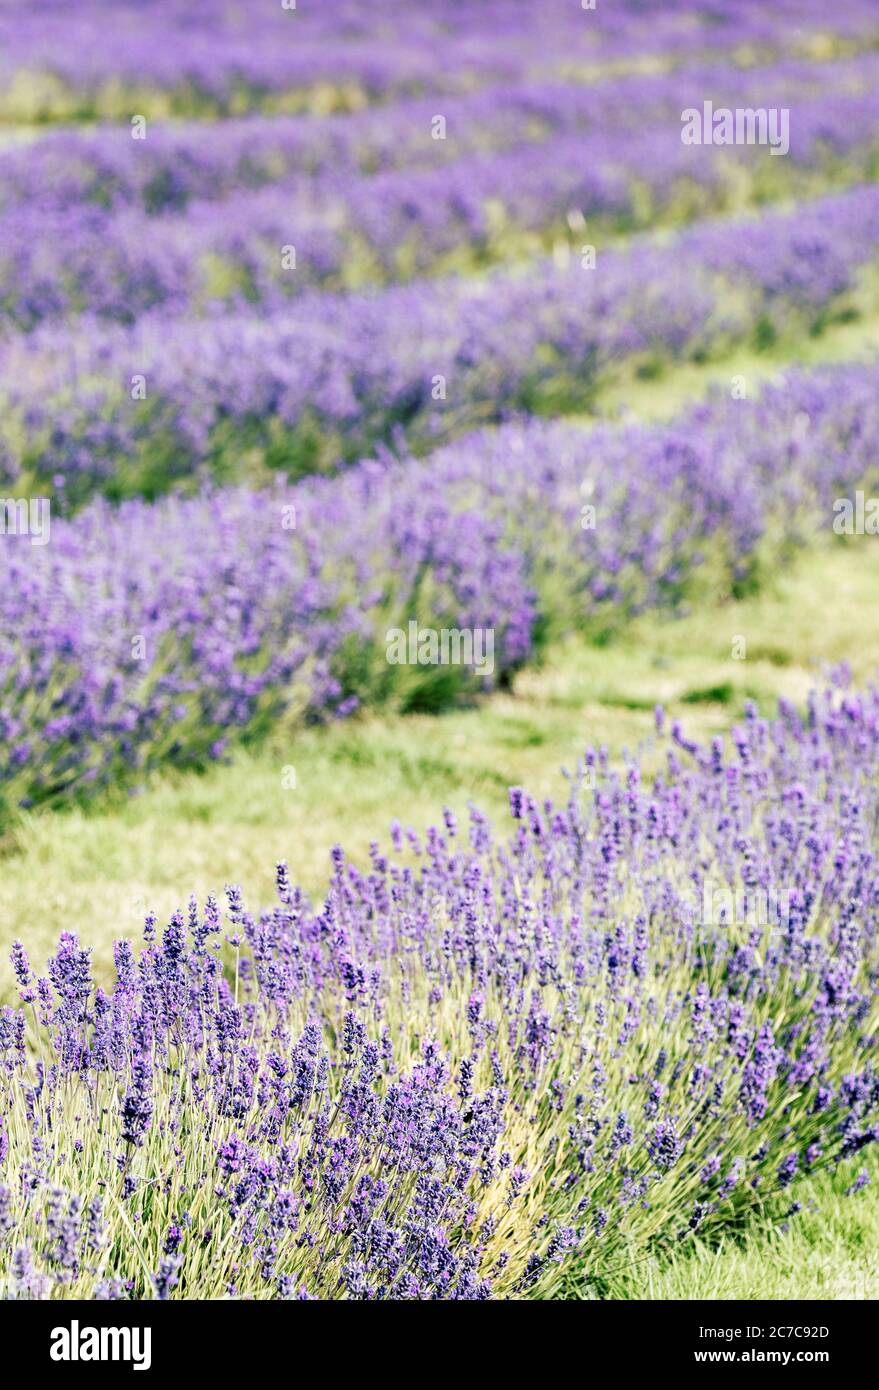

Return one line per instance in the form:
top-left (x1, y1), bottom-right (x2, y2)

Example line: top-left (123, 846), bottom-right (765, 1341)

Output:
top-left (1, 682), bottom-right (877, 1297)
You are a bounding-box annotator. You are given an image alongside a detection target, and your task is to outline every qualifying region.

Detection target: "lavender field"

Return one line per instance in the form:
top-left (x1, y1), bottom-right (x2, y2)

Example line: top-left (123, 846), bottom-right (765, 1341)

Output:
top-left (1, 0), bottom-right (879, 1307)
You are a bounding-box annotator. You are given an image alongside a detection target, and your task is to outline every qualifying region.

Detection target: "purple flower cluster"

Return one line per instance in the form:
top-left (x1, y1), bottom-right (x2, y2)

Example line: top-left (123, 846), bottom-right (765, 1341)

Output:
top-left (0, 471), bottom-right (534, 816)
top-left (2, 681), bottom-right (878, 1297)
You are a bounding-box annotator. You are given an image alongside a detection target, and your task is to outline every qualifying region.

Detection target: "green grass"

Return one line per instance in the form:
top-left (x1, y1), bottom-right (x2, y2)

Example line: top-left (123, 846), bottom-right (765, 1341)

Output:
top-left (579, 295), bottom-right (879, 425)
top-left (600, 1159), bottom-right (879, 1300)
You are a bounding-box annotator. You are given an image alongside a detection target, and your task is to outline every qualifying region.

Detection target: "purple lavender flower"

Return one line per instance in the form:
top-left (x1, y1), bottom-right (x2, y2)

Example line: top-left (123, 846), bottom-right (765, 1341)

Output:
top-left (152, 1255), bottom-right (182, 1301)
top-left (647, 1119), bottom-right (685, 1171)
top-left (120, 1055), bottom-right (153, 1149)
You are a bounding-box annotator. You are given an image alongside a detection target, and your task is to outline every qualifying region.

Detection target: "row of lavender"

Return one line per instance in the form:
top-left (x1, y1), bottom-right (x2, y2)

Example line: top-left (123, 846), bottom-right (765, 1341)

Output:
top-left (1, 679), bottom-right (877, 1297)
top-left (8, 45), bottom-right (878, 221)
top-left (5, 55), bottom-right (872, 215)
top-left (2, 358), bottom-right (877, 824)
top-left (4, 182), bottom-right (878, 508)
top-left (2, 0), bottom-right (876, 119)
top-left (5, 81), bottom-right (879, 334)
